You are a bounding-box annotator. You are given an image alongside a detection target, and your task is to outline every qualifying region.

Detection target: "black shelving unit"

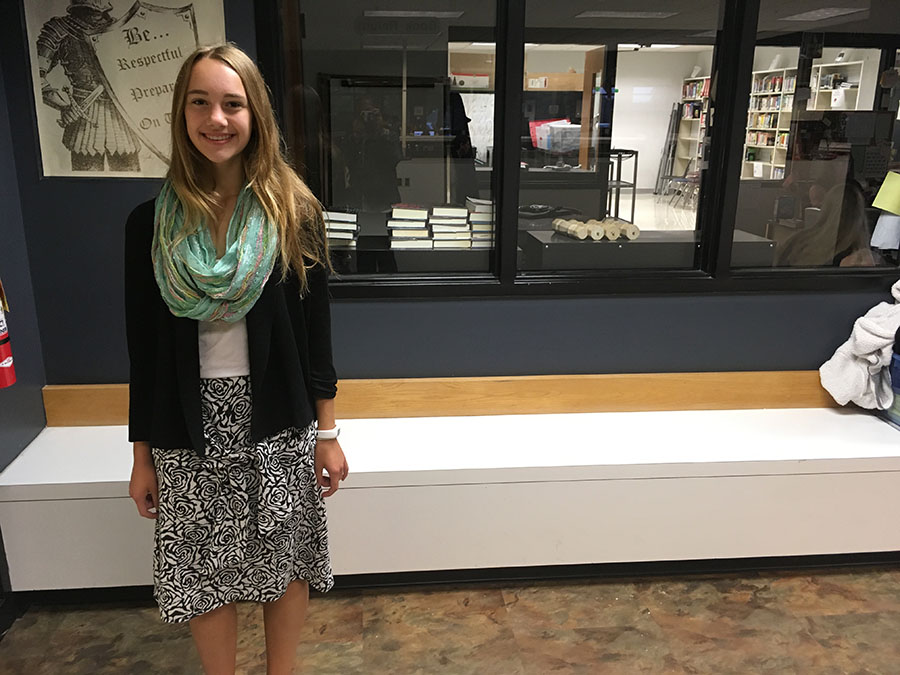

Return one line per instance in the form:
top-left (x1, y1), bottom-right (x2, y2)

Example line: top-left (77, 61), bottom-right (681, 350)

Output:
top-left (606, 149), bottom-right (638, 223)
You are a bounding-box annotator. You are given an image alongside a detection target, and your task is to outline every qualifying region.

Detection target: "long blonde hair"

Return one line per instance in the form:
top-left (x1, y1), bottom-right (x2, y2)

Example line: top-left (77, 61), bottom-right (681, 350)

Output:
top-left (167, 43), bottom-right (328, 290)
top-left (776, 181), bottom-right (873, 267)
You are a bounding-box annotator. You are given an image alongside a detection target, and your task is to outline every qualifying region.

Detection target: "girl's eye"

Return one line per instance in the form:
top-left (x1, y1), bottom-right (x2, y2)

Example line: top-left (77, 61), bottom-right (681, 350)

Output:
top-left (190, 98), bottom-right (206, 106)
top-left (227, 101), bottom-right (245, 109)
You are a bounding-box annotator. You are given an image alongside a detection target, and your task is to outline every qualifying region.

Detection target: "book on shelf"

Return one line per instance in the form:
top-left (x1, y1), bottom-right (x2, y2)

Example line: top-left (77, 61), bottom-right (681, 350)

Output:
top-left (428, 217), bottom-right (468, 226)
top-left (471, 240), bottom-right (493, 249)
top-left (468, 212), bottom-right (493, 224)
top-left (328, 239), bottom-right (357, 248)
top-left (818, 73), bottom-right (852, 89)
top-left (682, 78), bottom-right (709, 99)
top-left (470, 222), bottom-right (493, 232)
top-left (465, 196), bottom-right (494, 213)
top-left (390, 228), bottom-right (430, 238)
top-left (387, 219), bottom-right (428, 229)
top-left (390, 239), bottom-right (433, 249)
top-left (471, 231), bottom-right (494, 240)
top-left (746, 130), bottom-right (776, 146)
top-left (324, 221), bottom-right (358, 232)
top-left (391, 203), bottom-right (430, 220)
top-left (432, 231), bottom-right (472, 240)
top-left (432, 223), bottom-right (471, 233)
top-left (682, 101), bottom-right (705, 119)
top-left (326, 230), bottom-right (355, 240)
top-left (431, 206), bottom-right (469, 218)
top-left (752, 74), bottom-right (783, 93)
top-left (323, 210), bottom-right (357, 223)
top-left (434, 240), bottom-right (472, 249)
top-left (750, 94), bottom-right (781, 111)
top-left (748, 112), bottom-right (777, 128)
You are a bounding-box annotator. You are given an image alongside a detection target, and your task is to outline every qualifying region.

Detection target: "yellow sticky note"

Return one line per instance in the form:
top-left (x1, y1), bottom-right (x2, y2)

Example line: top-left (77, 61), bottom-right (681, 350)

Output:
top-left (874, 171), bottom-right (900, 216)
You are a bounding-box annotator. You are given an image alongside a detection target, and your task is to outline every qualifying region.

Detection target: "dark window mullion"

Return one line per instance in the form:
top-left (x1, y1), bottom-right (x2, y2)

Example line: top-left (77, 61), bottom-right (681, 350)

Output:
top-left (876, 44), bottom-right (897, 111)
top-left (254, 0), bottom-right (286, 128)
top-left (493, 0), bottom-right (526, 286)
top-left (696, 0), bottom-right (761, 278)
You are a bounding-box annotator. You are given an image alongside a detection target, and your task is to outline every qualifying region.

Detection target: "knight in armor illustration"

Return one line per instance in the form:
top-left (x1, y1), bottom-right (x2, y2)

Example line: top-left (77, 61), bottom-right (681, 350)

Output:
top-left (37, 0), bottom-right (143, 171)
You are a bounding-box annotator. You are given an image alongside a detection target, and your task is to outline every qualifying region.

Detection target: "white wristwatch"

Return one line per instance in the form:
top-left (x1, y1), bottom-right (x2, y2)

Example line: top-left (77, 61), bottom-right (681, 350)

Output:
top-left (316, 426), bottom-right (340, 441)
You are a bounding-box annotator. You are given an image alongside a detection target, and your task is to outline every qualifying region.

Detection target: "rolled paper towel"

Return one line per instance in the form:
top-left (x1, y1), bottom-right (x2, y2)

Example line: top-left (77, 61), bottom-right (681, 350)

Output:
top-left (603, 221), bottom-right (622, 241)
top-left (585, 219), bottom-right (605, 241)
top-left (551, 218), bottom-right (570, 237)
top-left (621, 222), bottom-right (640, 240)
top-left (552, 218), bottom-right (589, 240)
top-left (570, 221), bottom-right (589, 239)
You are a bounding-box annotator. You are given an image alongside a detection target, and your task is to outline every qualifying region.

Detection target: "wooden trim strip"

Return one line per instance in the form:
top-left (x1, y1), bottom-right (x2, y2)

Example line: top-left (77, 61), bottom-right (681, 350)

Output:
top-left (336, 371), bottom-right (835, 418)
top-left (43, 371), bottom-right (835, 427)
top-left (43, 383), bottom-right (130, 427)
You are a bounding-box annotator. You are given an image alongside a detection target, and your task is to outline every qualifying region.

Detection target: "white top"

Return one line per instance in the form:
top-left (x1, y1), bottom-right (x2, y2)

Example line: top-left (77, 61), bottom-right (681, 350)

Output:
top-left (4, 409), bottom-right (900, 498)
top-left (198, 317), bottom-right (250, 379)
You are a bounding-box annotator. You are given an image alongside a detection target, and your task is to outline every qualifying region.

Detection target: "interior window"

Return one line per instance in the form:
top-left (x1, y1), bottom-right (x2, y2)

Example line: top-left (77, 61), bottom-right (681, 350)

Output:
top-left (732, 0), bottom-right (900, 269)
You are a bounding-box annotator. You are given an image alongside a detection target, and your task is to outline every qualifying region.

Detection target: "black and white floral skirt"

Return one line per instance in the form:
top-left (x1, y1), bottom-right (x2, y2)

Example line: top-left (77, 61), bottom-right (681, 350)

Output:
top-left (151, 376), bottom-right (334, 624)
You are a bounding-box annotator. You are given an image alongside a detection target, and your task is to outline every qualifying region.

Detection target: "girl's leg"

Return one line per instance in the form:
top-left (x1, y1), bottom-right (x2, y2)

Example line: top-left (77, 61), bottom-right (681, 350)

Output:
top-left (189, 603), bottom-right (238, 675)
top-left (262, 580), bottom-right (310, 675)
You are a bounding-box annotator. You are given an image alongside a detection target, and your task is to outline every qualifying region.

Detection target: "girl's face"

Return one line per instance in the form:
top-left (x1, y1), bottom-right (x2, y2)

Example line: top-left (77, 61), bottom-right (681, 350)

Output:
top-left (183, 58), bottom-right (253, 170)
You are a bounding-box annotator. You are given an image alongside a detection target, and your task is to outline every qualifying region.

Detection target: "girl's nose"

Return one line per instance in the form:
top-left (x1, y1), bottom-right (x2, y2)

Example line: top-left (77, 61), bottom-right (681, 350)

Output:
top-left (208, 104), bottom-right (226, 126)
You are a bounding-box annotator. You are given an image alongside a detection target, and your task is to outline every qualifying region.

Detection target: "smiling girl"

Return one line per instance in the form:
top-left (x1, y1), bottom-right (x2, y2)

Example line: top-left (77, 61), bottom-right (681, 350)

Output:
top-left (125, 44), bottom-right (348, 674)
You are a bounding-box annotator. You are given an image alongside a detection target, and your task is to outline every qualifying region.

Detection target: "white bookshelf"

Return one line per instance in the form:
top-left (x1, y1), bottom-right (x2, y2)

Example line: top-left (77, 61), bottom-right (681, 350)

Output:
top-left (741, 67), bottom-right (796, 181)
top-left (674, 76), bottom-right (710, 178)
top-left (809, 60), bottom-right (864, 111)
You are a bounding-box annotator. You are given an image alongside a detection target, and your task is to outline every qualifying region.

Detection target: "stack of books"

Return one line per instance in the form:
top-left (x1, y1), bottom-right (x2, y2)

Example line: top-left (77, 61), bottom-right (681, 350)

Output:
top-left (429, 206), bottom-right (471, 249)
top-left (466, 197), bottom-right (494, 250)
top-left (324, 210), bottom-right (358, 248)
top-left (388, 204), bottom-right (432, 249)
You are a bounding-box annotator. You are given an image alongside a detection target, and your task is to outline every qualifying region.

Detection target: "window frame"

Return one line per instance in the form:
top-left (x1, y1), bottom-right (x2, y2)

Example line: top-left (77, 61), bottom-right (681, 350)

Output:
top-left (254, 0), bottom-right (900, 300)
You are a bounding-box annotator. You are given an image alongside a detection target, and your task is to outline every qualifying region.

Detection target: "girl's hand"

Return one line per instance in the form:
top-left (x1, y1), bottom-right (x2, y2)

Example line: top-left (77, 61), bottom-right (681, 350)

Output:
top-left (129, 452), bottom-right (159, 519)
top-left (315, 439), bottom-right (349, 497)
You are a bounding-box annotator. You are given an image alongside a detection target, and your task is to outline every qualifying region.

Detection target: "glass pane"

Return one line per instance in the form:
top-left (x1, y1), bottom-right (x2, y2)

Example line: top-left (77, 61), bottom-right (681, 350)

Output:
top-left (279, 2), bottom-right (496, 276)
top-left (517, 3), bottom-right (721, 272)
top-left (733, 0), bottom-right (900, 269)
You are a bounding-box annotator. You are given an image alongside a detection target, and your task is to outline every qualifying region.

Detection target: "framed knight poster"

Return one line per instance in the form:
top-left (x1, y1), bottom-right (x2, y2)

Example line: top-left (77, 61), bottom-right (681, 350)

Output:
top-left (24, 0), bottom-right (225, 177)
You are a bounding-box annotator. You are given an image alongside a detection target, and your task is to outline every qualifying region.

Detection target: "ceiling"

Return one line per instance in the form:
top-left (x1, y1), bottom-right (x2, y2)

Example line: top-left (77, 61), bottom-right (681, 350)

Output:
top-left (299, 1), bottom-right (898, 52)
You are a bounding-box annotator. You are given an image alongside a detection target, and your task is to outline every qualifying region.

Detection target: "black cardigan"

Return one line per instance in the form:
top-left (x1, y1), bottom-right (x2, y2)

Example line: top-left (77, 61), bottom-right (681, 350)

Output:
top-left (124, 199), bottom-right (337, 456)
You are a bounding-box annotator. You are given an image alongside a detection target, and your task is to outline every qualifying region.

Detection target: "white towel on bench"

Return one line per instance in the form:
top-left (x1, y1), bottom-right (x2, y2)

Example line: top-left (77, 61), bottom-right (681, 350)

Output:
top-left (820, 281), bottom-right (900, 409)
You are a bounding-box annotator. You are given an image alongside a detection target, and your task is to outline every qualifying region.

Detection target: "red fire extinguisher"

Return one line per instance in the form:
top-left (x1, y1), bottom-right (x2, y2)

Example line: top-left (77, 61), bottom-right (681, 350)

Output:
top-left (0, 279), bottom-right (15, 389)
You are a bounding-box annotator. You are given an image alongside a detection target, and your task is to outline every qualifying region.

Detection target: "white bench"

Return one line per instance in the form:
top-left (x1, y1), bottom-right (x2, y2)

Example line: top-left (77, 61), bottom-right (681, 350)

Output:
top-left (2, 408), bottom-right (900, 591)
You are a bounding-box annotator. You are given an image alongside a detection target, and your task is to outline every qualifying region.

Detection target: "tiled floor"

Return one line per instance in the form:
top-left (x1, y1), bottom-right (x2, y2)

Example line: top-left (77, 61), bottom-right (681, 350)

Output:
top-left (625, 192), bottom-right (699, 232)
top-left (3, 567), bottom-right (900, 674)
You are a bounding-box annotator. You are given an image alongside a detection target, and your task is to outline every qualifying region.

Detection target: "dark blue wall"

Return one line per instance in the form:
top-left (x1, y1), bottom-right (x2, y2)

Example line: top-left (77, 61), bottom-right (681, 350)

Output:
top-left (330, 290), bottom-right (888, 378)
top-left (0, 61), bottom-right (46, 473)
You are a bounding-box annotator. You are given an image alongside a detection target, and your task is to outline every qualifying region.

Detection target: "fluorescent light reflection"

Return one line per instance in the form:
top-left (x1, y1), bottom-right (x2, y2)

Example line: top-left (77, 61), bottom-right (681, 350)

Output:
top-left (364, 10), bottom-right (464, 19)
top-left (779, 7), bottom-right (867, 21)
top-left (576, 11), bottom-right (678, 19)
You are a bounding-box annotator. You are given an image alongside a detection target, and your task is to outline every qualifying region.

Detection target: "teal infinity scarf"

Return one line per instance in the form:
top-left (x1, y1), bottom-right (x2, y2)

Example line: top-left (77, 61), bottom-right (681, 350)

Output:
top-left (152, 180), bottom-right (278, 322)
